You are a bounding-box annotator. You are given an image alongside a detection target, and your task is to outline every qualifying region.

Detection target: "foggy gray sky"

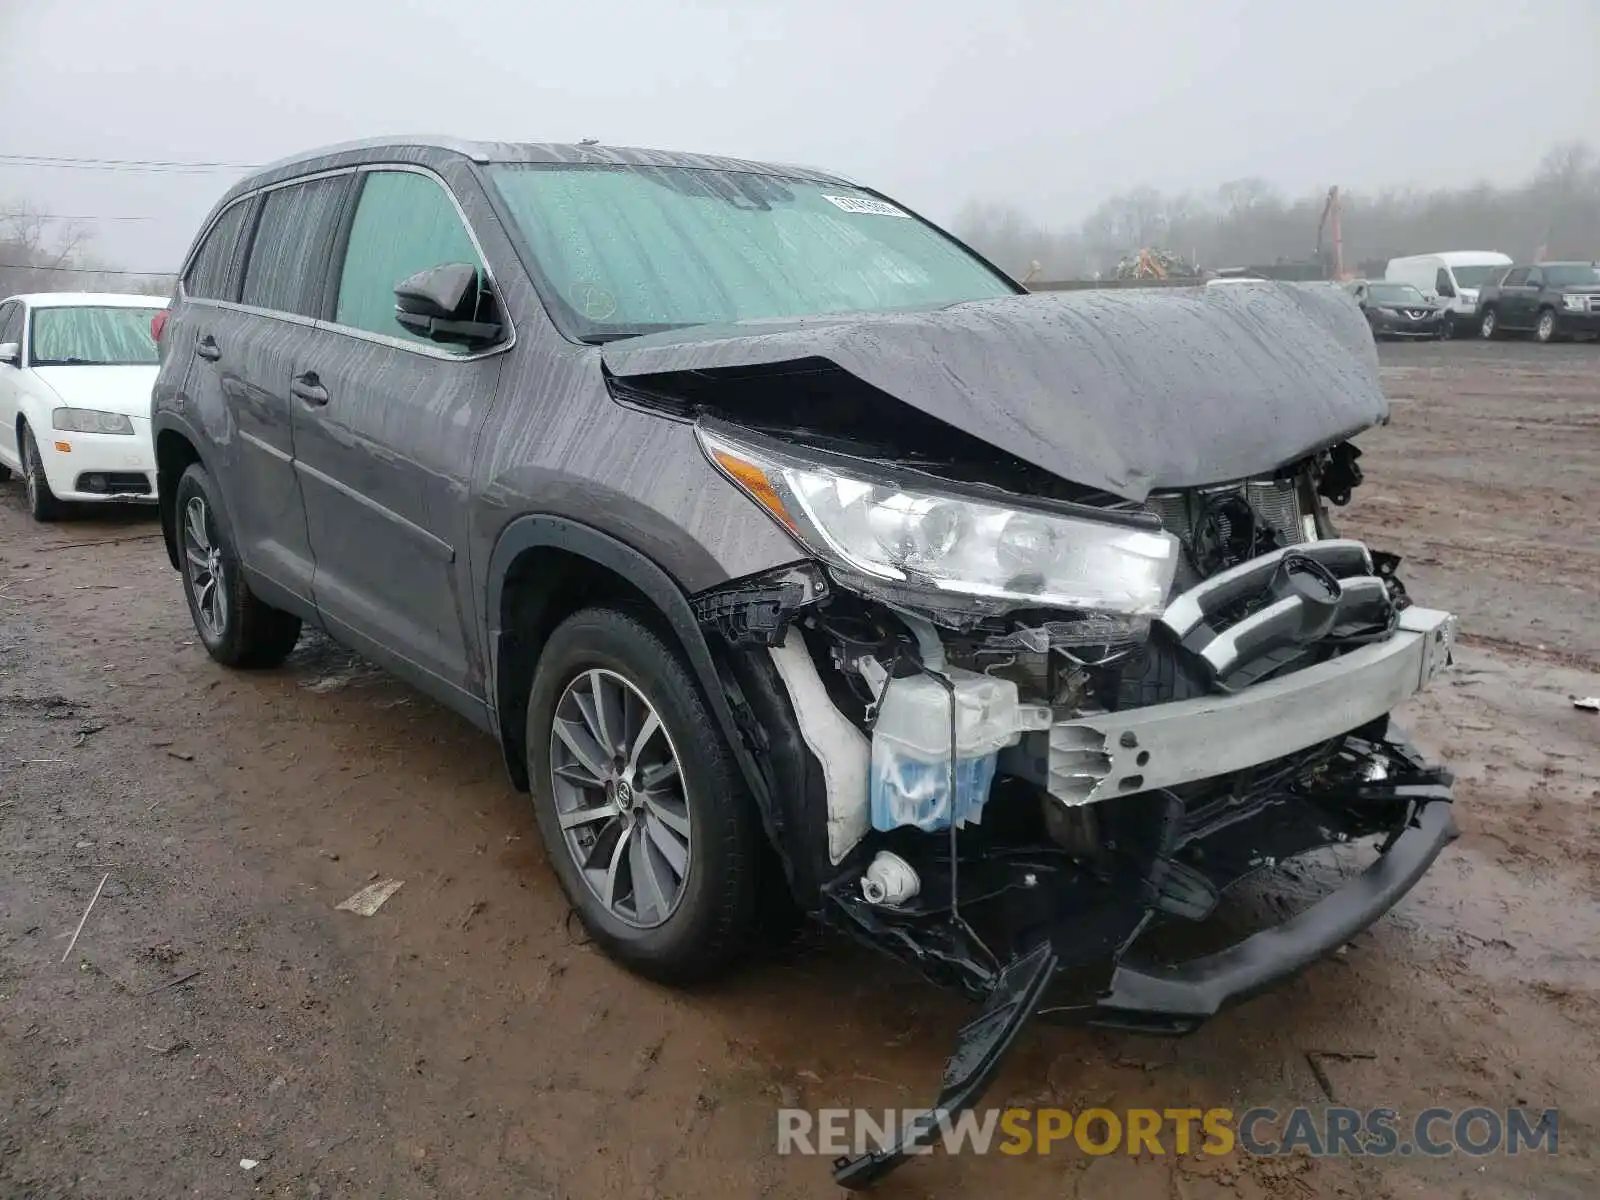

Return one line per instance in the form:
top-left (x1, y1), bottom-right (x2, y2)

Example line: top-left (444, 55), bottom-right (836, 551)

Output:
top-left (3, 0), bottom-right (1597, 274)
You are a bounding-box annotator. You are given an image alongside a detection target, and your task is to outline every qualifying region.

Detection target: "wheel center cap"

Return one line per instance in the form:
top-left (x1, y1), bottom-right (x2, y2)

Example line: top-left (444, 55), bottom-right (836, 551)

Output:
top-left (615, 780), bottom-right (634, 808)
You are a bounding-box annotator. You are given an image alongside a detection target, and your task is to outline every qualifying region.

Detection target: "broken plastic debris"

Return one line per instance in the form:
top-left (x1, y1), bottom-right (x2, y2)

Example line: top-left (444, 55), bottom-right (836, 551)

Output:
top-left (335, 879), bottom-right (403, 916)
top-left (1574, 697), bottom-right (1600, 713)
top-left (239, 1159), bottom-right (259, 1171)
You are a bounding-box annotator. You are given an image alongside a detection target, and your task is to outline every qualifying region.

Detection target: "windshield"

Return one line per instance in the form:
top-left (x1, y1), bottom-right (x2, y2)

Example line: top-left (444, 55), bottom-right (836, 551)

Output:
top-left (1543, 264), bottom-right (1600, 287)
top-left (1449, 265), bottom-right (1501, 288)
top-left (487, 164), bottom-right (1018, 341)
top-left (29, 305), bottom-right (162, 367)
top-left (1369, 283), bottom-right (1426, 303)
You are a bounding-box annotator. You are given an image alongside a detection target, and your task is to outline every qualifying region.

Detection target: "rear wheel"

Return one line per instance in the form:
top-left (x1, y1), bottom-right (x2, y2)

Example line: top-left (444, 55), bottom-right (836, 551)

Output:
top-left (525, 606), bottom-right (760, 984)
top-left (174, 463), bottom-right (302, 668)
top-left (1535, 308), bottom-right (1559, 344)
top-left (1479, 307), bottom-right (1500, 339)
top-left (21, 425), bottom-right (65, 522)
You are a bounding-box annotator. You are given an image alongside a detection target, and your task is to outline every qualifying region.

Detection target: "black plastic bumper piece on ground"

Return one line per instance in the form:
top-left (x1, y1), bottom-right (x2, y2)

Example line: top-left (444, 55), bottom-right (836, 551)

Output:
top-left (1093, 794), bottom-right (1457, 1027)
top-left (831, 939), bottom-right (1059, 1191)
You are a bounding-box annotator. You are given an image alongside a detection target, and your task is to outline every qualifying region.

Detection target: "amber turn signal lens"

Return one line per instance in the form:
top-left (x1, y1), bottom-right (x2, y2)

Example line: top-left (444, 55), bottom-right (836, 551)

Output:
top-left (712, 449), bottom-right (795, 531)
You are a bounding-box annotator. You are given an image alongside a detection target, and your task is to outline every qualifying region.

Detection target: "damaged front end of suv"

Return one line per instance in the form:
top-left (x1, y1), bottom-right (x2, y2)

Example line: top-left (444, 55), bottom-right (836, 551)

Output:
top-left (607, 283), bottom-right (1458, 1189)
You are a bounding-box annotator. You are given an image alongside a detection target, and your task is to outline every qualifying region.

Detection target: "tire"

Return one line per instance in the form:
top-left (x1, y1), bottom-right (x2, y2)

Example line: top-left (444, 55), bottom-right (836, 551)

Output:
top-left (1479, 307), bottom-right (1499, 339)
top-left (21, 425), bottom-right (66, 522)
top-left (1535, 308), bottom-right (1559, 344)
top-left (173, 463), bottom-right (302, 668)
top-left (526, 606), bottom-right (759, 984)
top-left (1437, 319), bottom-right (1452, 341)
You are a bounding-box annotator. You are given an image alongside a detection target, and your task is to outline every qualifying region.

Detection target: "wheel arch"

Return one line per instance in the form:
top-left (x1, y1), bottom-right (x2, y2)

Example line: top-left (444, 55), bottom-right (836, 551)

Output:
top-left (486, 516), bottom-right (768, 802)
top-left (153, 417), bottom-right (207, 570)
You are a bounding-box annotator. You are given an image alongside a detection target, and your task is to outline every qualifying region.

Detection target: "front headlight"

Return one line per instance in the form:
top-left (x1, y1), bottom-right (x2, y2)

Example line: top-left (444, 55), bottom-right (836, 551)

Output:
top-left (1562, 294), bottom-right (1586, 311)
top-left (698, 426), bottom-right (1179, 616)
top-left (53, 408), bottom-right (134, 435)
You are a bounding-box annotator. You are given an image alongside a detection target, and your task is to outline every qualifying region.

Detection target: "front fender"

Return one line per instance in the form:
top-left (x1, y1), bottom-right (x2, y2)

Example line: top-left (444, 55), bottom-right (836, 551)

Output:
top-left (485, 515), bottom-right (783, 842)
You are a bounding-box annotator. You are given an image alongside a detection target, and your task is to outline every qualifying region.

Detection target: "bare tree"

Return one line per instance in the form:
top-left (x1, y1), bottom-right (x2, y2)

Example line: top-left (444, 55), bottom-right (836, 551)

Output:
top-left (1, 200), bottom-right (175, 297)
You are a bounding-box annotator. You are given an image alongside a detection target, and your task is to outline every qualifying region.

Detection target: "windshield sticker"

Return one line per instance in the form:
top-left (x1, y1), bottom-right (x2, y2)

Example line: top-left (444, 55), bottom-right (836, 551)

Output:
top-left (823, 195), bottom-right (911, 218)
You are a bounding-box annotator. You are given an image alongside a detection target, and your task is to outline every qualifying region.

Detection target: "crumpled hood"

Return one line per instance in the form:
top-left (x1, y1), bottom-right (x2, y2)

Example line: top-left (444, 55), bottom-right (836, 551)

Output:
top-left (30, 365), bottom-right (159, 418)
top-left (601, 284), bottom-right (1387, 503)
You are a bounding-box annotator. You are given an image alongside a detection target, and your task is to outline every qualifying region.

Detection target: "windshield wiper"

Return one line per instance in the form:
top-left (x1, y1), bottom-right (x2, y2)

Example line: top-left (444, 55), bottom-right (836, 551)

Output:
top-left (32, 356), bottom-right (100, 366)
top-left (577, 323), bottom-right (700, 345)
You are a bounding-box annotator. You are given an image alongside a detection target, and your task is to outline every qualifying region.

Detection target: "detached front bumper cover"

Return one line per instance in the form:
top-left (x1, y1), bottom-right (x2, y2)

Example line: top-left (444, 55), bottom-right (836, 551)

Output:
top-left (833, 769), bottom-right (1457, 1188)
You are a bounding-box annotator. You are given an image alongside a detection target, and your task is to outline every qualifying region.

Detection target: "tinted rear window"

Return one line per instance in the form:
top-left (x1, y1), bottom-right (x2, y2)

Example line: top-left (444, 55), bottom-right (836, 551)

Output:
top-left (241, 176), bottom-right (348, 317)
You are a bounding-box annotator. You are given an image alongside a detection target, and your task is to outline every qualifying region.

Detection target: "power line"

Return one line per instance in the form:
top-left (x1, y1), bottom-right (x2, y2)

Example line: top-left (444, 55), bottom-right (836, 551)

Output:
top-left (27, 214), bottom-right (157, 222)
top-left (0, 261), bottom-right (176, 277)
top-left (0, 152), bottom-right (260, 173)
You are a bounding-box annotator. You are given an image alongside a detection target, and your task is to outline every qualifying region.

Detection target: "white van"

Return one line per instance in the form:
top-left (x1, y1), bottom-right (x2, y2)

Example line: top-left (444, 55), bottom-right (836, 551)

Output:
top-left (1385, 252), bottom-right (1512, 331)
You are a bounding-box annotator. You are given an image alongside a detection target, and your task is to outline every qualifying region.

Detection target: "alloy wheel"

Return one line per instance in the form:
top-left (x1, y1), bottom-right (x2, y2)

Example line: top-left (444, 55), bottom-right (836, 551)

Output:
top-left (1538, 311), bottom-right (1555, 342)
top-left (182, 495), bottom-right (228, 640)
top-left (549, 668), bottom-right (692, 929)
top-left (23, 437), bottom-right (37, 509)
top-left (1480, 311), bottom-right (1496, 338)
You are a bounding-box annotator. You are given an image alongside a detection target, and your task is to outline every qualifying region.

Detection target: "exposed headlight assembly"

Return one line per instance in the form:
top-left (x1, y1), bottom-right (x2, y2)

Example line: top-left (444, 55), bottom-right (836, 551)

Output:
top-left (698, 425), bottom-right (1179, 617)
top-left (53, 408), bottom-right (134, 435)
top-left (1561, 294), bottom-right (1586, 311)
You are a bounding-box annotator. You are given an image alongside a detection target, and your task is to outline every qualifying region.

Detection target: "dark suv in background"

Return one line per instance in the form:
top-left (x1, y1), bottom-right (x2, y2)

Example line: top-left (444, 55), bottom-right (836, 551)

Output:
top-left (1476, 261), bottom-right (1600, 342)
top-left (152, 137), bottom-right (1459, 1187)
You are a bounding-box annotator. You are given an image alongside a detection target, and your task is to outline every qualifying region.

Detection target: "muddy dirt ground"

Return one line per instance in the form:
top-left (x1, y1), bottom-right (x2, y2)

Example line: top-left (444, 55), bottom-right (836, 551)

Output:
top-left (1, 339), bottom-right (1596, 1200)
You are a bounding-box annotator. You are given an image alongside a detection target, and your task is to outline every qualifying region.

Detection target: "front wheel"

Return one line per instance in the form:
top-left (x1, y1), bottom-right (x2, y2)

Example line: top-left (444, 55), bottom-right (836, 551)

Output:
top-left (21, 425), bottom-right (65, 522)
top-left (525, 607), bottom-right (760, 984)
top-left (1479, 307), bottom-right (1500, 339)
top-left (1535, 309), bottom-right (1559, 344)
top-left (173, 463), bottom-right (302, 668)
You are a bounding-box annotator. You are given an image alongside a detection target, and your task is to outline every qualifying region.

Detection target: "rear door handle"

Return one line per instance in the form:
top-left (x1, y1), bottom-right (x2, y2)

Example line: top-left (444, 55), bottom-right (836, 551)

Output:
top-left (195, 335), bottom-right (221, 362)
top-left (290, 372), bottom-right (329, 406)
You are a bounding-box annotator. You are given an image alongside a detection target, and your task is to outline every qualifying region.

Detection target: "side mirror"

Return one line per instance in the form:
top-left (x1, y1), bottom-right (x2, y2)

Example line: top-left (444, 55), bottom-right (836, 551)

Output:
top-left (0, 342), bottom-right (19, 367)
top-left (394, 263), bottom-right (503, 349)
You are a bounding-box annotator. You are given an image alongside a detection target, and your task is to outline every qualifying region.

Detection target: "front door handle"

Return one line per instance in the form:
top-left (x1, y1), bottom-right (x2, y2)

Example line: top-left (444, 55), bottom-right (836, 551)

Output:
top-left (195, 335), bottom-right (221, 362)
top-left (290, 372), bottom-right (329, 407)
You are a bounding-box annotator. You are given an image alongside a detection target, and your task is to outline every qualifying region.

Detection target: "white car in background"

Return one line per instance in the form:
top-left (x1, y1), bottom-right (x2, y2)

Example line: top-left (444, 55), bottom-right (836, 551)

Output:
top-left (0, 292), bottom-right (168, 521)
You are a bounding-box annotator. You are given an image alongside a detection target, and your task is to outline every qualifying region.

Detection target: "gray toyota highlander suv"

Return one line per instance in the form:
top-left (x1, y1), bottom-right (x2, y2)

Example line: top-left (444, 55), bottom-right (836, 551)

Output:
top-left (152, 137), bottom-right (1459, 1187)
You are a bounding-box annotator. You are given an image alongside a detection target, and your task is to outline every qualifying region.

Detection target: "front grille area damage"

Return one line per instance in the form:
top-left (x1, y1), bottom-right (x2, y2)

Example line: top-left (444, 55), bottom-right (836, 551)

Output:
top-left (688, 439), bottom-right (1458, 1191)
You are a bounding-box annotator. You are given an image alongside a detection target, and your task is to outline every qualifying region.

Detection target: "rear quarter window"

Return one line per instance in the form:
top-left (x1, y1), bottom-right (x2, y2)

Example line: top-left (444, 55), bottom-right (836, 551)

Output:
top-left (240, 175), bottom-right (350, 318)
top-left (184, 201), bottom-right (251, 302)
